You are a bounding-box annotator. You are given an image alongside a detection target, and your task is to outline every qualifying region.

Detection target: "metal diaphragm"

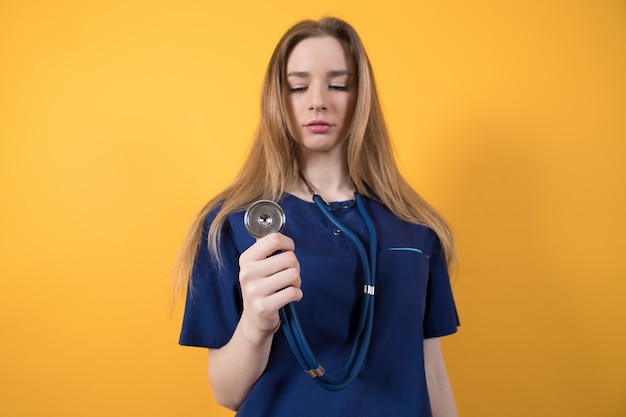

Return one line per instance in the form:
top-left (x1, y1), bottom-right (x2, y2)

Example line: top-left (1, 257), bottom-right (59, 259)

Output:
top-left (244, 200), bottom-right (286, 239)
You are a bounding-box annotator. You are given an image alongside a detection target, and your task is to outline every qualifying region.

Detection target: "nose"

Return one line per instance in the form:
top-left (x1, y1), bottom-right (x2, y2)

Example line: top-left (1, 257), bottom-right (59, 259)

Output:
top-left (308, 85), bottom-right (327, 111)
top-left (309, 102), bottom-right (326, 111)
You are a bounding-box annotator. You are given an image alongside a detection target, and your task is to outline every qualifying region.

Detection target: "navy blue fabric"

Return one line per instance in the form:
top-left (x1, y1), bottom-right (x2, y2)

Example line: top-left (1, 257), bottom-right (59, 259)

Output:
top-left (180, 194), bottom-right (459, 417)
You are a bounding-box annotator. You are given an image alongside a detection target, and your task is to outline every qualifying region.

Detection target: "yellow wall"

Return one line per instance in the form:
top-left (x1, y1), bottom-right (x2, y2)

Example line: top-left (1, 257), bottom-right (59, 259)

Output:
top-left (1, 1), bottom-right (624, 416)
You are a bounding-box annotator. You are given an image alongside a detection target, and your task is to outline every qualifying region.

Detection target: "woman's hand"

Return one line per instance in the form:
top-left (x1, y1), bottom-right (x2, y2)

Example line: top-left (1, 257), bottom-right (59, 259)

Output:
top-left (208, 233), bottom-right (302, 411)
top-left (238, 233), bottom-right (303, 343)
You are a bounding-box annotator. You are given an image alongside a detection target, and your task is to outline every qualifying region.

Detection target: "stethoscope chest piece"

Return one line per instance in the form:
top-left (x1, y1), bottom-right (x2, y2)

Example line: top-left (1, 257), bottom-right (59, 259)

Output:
top-left (244, 200), bottom-right (286, 238)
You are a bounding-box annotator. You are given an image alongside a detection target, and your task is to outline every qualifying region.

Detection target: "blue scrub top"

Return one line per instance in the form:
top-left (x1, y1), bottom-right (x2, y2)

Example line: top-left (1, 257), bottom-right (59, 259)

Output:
top-left (180, 194), bottom-right (459, 417)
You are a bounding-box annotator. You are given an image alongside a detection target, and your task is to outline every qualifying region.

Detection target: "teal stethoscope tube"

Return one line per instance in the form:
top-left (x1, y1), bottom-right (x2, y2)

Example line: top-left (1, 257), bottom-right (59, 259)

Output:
top-left (279, 193), bottom-right (377, 391)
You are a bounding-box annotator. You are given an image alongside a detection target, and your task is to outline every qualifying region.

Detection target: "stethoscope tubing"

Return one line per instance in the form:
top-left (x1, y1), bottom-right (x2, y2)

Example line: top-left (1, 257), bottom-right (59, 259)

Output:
top-left (279, 193), bottom-right (377, 391)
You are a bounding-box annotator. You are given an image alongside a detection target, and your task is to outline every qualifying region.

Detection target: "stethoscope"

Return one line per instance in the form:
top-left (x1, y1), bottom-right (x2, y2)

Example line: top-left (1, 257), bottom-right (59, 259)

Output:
top-left (244, 181), bottom-right (377, 391)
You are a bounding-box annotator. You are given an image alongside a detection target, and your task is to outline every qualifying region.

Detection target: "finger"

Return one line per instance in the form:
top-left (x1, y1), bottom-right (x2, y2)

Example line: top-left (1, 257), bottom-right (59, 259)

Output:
top-left (240, 233), bottom-right (295, 263)
top-left (239, 250), bottom-right (299, 287)
top-left (253, 251), bottom-right (300, 281)
top-left (255, 285), bottom-right (304, 314)
top-left (241, 285), bottom-right (303, 333)
top-left (244, 266), bottom-right (301, 297)
top-left (242, 273), bottom-right (303, 318)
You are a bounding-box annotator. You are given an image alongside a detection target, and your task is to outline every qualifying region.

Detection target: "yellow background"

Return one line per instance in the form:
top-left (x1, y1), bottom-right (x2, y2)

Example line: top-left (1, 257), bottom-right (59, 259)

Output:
top-left (1, 1), bottom-right (625, 416)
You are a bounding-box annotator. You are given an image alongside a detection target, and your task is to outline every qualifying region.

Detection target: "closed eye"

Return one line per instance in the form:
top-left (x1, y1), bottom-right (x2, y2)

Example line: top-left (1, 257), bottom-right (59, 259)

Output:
top-left (288, 86), bottom-right (308, 93)
top-left (329, 85), bottom-right (349, 91)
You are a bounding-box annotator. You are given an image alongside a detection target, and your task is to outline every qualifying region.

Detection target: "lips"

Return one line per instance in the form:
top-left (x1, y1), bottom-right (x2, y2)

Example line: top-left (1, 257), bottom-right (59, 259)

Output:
top-left (305, 120), bottom-right (333, 133)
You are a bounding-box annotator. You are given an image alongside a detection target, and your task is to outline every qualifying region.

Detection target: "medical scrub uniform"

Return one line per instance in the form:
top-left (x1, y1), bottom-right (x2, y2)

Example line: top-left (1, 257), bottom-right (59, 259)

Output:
top-left (180, 194), bottom-right (459, 417)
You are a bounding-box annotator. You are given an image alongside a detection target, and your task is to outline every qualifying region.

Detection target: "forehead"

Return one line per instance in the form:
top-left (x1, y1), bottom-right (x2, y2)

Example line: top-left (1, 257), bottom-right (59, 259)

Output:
top-left (286, 36), bottom-right (353, 72)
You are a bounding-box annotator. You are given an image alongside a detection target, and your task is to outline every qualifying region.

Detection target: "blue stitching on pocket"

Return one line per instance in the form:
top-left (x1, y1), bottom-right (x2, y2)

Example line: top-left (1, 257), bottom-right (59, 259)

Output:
top-left (388, 247), bottom-right (430, 258)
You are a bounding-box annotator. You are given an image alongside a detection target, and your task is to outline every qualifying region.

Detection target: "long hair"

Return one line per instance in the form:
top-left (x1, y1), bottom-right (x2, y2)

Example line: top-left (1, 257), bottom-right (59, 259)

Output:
top-left (172, 17), bottom-right (455, 301)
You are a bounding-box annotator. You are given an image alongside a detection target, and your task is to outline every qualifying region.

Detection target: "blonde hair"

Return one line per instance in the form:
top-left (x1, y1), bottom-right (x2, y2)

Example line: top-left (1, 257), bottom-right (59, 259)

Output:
top-left (172, 17), bottom-right (455, 301)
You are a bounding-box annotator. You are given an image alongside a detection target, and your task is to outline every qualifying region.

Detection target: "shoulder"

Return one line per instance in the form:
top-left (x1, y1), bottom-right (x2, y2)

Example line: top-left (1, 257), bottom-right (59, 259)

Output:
top-left (196, 201), bottom-right (255, 258)
top-left (220, 209), bottom-right (255, 254)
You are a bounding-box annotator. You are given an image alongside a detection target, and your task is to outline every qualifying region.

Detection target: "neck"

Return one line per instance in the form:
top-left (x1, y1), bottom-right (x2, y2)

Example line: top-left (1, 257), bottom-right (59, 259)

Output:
top-left (289, 155), bottom-right (354, 202)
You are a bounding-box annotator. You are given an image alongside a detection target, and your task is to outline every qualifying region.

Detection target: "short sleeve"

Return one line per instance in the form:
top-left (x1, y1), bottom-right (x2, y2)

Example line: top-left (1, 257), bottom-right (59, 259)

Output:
top-left (423, 236), bottom-right (460, 338)
top-left (179, 214), bottom-right (243, 348)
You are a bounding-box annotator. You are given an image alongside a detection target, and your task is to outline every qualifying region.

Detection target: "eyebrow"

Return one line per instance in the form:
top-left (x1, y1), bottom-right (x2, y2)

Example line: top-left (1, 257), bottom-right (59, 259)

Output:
top-left (287, 70), bottom-right (352, 78)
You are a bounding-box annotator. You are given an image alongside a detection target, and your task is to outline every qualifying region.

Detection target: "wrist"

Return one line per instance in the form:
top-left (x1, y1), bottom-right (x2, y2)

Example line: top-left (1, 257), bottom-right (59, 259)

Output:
top-left (239, 313), bottom-right (279, 348)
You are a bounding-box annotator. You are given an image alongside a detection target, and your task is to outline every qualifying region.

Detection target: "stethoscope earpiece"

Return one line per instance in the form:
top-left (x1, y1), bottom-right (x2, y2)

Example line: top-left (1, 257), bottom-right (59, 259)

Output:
top-left (244, 200), bottom-right (286, 239)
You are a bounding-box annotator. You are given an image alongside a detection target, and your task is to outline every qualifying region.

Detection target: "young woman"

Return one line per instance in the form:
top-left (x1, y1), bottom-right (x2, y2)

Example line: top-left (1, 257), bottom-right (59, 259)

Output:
top-left (174, 17), bottom-right (460, 417)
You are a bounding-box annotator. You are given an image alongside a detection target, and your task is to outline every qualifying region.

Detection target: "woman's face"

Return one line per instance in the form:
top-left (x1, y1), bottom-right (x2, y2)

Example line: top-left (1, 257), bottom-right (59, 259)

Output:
top-left (283, 36), bottom-right (357, 160)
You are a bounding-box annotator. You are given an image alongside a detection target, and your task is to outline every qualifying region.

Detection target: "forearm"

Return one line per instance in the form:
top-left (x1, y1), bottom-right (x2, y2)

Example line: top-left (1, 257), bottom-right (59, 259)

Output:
top-left (209, 234), bottom-right (302, 410)
top-left (208, 314), bottom-right (276, 411)
top-left (424, 338), bottom-right (459, 417)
